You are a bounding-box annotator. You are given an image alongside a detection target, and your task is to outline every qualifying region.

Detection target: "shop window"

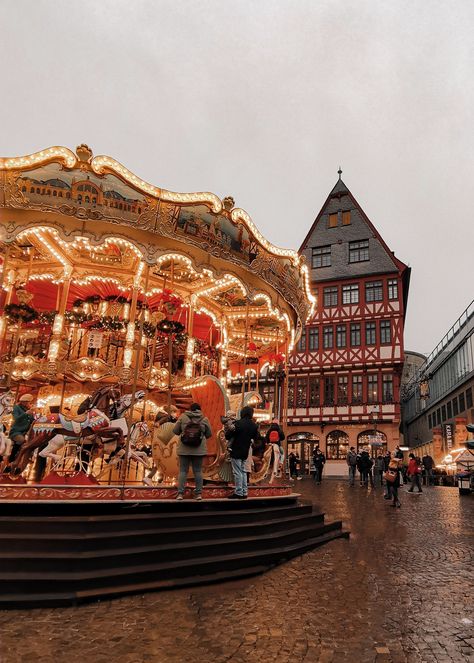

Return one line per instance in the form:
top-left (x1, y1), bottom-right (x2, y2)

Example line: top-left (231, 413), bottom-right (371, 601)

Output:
top-left (337, 375), bottom-right (348, 404)
top-left (323, 287), bottom-right (338, 307)
top-left (382, 374), bottom-right (393, 403)
top-left (366, 281), bottom-right (383, 302)
top-left (459, 392), bottom-right (466, 413)
top-left (350, 323), bottom-right (361, 347)
top-left (349, 240), bottom-right (369, 263)
top-left (324, 376), bottom-right (335, 405)
top-left (342, 210), bottom-right (351, 225)
top-left (388, 279), bottom-right (398, 300)
top-left (366, 321), bottom-right (376, 345)
top-left (328, 213), bottom-right (338, 228)
top-left (336, 325), bottom-right (346, 348)
top-left (352, 375), bottom-right (363, 404)
top-left (367, 374), bottom-right (378, 403)
top-left (357, 430), bottom-right (387, 457)
top-left (309, 377), bottom-right (320, 407)
top-left (308, 327), bottom-right (319, 351)
top-left (312, 245), bottom-right (331, 268)
top-left (380, 320), bottom-right (391, 344)
top-left (342, 284), bottom-right (359, 304)
top-left (323, 326), bottom-right (333, 349)
top-left (296, 378), bottom-right (307, 408)
top-left (326, 430), bottom-right (349, 459)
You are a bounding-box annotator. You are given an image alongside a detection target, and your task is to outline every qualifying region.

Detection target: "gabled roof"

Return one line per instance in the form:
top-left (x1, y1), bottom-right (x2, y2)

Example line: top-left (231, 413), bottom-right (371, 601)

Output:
top-left (299, 176), bottom-right (409, 274)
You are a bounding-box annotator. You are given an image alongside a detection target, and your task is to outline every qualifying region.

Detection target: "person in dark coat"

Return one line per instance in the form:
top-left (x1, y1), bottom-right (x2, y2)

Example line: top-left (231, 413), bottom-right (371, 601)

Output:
top-left (357, 450), bottom-right (375, 488)
top-left (7, 393), bottom-right (35, 465)
top-left (173, 403), bottom-right (212, 500)
top-left (422, 454), bottom-right (434, 485)
top-left (312, 447), bottom-right (326, 484)
top-left (226, 406), bottom-right (258, 499)
top-left (386, 459), bottom-right (402, 507)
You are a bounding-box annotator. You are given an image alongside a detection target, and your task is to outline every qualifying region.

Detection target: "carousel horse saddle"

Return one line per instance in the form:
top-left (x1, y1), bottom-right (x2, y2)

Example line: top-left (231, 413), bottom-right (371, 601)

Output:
top-left (59, 412), bottom-right (89, 434)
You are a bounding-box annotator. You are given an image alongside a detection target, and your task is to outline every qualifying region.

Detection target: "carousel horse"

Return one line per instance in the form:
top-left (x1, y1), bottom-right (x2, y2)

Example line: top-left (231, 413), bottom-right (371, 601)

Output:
top-left (8, 385), bottom-right (123, 475)
top-left (97, 419), bottom-right (151, 478)
top-left (38, 389), bottom-right (146, 463)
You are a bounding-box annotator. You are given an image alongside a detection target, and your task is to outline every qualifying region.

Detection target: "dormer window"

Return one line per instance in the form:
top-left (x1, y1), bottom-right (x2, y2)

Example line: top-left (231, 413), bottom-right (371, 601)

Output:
top-left (342, 211), bottom-right (351, 225)
top-left (328, 213), bottom-right (338, 228)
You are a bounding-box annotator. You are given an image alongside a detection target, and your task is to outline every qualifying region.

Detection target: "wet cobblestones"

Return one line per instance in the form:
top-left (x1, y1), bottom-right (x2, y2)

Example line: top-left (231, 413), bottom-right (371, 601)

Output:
top-left (0, 480), bottom-right (472, 663)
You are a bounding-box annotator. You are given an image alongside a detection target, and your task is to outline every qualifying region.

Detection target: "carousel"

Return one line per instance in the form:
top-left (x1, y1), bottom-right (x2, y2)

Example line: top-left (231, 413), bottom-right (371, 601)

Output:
top-left (0, 144), bottom-right (315, 500)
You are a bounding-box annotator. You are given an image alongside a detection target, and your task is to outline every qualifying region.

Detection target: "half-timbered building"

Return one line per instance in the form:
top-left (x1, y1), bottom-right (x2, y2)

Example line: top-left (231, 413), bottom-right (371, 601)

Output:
top-left (287, 173), bottom-right (411, 475)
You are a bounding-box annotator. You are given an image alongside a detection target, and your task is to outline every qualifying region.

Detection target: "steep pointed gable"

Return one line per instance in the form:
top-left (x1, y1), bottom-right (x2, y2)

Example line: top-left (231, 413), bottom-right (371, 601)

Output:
top-left (300, 176), bottom-right (408, 281)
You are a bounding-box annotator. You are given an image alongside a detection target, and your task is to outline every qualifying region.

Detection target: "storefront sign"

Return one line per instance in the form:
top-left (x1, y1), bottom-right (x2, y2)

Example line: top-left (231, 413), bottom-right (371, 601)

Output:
top-left (444, 423), bottom-right (453, 450)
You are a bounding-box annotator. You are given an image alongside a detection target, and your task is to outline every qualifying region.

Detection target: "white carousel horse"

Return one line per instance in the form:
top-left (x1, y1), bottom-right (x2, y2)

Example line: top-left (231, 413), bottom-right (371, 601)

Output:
top-left (38, 390), bottom-right (146, 462)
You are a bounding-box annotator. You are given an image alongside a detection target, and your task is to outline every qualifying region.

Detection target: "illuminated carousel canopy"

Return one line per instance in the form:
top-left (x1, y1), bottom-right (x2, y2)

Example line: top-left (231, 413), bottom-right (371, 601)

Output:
top-left (0, 145), bottom-right (315, 387)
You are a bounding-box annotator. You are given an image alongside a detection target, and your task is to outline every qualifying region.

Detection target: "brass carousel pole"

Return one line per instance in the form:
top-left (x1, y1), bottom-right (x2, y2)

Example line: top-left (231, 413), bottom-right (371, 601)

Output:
top-left (121, 263), bottom-right (150, 483)
top-left (240, 300), bottom-right (250, 407)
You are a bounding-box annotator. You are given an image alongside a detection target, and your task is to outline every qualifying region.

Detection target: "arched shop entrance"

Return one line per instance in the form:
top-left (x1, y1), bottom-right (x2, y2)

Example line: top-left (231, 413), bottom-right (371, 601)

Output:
top-left (287, 432), bottom-right (320, 475)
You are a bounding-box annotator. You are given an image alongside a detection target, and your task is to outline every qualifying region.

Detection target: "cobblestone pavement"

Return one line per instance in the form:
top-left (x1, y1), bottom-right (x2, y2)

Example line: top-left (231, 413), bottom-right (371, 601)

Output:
top-left (0, 480), bottom-right (473, 663)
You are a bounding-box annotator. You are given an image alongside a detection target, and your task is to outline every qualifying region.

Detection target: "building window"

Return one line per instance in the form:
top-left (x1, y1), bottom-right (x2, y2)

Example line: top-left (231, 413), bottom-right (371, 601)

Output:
top-left (262, 382), bottom-right (275, 404)
top-left (367, 374), bottom-right (378, 403)
top-left (324, 376), bottom-right (335, 405)
top-left (326, 430), bottom-right (349, 460)
top-left (447, 401), bottom-right (452, 419)
top-left (297, 329), bottom-right (307, 353)
top-left (382, 374), bottom-right (393, 403)
top-left (352, 375), bottom-right (363, 404)
top-left (309, 377), bottom-right (320, 407)
top-left (466, 387), bottom-right (473, 409)
top-left (428, 414), bottom-right (432, 429)
top-left (366, 321), bottom-right (376, 345)
top-left (328, 213), bottom-right (338, 228)
top-left (296, 378), bottom-right (307, 408)
top-left (350, 323), bottom-right (361, 347)
top-left (287, 378), bottom-right (295, 408)
top-left (342, 284), bottom-right (359, 304)
top-left (349, 240), bottom-right (369, 263)
top-left (342, 210), bottom-right (351, 225)
top-left (380, 320), bottom-right (391, 344)
top-left (388, 279), bottom-right (398, 300)
top-left (336, 325), bottom-right (346, 348)
top-left (308, 327), bottom-right (319, 351)
top-left (459, 392), bottom-right (466, 413)
top-left (441, 405), bottom-right (446, 421)
top-left (312, 245), bottom-right (331, 268)
top-left (338, 375), bottom-right (348, 405)
top-left (323, 326), bottom-right (333, 349)
top-left (452, 398), bottom-right (459, 416)
top-left (323, 287), bottom-right (338, 307)
top-left (365, 281), bottom-right (383, 302)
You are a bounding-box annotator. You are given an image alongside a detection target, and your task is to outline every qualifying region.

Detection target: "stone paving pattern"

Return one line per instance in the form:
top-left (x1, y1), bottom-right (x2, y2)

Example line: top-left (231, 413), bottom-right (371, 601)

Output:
top-left (0, 480), bottom-right (472, 663)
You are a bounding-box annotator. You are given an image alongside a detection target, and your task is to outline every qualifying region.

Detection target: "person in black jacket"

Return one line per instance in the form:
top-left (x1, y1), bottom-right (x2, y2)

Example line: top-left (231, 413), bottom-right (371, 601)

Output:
top-left (312, 447), bottom-right (326, 484)
top-left (226, 406), bottom-right (258, 499)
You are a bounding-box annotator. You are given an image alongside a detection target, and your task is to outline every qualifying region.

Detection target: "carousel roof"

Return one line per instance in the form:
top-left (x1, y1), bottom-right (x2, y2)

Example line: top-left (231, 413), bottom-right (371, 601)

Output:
top-left (0, 144), bottom-right (315, 350)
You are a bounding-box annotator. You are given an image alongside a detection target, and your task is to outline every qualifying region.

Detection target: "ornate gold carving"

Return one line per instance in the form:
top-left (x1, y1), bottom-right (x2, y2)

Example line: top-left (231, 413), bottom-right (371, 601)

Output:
top-left (76, 144), bottom-right (93, 163)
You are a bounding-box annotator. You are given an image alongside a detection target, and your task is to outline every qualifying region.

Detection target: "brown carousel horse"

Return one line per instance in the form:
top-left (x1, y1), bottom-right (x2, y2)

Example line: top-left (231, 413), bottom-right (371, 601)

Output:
top-left (8, 385), bottom-right (125, 477)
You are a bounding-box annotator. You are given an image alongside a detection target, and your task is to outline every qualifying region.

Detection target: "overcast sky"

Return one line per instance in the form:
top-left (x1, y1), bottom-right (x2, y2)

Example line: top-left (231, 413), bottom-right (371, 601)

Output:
top-left (1, 0), bottom-right (473, 354)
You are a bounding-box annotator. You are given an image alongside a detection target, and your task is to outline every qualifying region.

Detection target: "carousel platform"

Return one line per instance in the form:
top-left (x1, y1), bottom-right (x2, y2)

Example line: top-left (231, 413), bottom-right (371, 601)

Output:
top-left (0, 487), bottom-right (348, 608)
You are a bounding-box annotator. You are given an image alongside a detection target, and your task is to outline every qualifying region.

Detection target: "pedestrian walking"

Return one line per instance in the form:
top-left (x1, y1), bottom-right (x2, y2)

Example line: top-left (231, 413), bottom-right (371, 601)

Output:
top-left (227, 406), bottom-right (259, 499)
top-left (375, 453), bottom-right (385, 487)
top-left (173, 402), bottom-right (212, 500)
top-left (384, 458), bottom-right (402, 507)
top-left (407, 453), bottom-right (423, 493)
top-left (358, 449), bottom-right (375, 488)
top-left (265, 418), bottom-right (285, 480)
top-left (346, 446), bottom-right (358, 486)
top-left (312, 447), bottom-right (326, 484)
top-left (383, 451), bottom-right (392, 499)
top-left (422, 453), bottom-right (434, 486)
top-left (288, 452), bottom-right (298, 480)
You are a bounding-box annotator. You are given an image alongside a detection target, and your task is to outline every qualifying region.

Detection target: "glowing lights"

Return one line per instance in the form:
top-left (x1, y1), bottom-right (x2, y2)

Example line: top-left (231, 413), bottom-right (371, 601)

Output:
top-left (231, 207), bottom-right (300, 262)
top-left (0, 146), bottom-right (76, 170)
top-left (52, 313), bottom-right (64, 335)
top-left (123, 347), bottom-right (133, 368)
top-left (47, 339), bottom-right (60, 361)
top-left (185, 337), bottom-right (195, 379)
top-left (126, 322), bottom-right (135, 343)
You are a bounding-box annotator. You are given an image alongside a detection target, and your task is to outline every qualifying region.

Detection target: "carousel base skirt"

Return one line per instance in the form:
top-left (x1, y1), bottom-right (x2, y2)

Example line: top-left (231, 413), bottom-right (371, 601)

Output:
top-left (0, 491), bottom-right (349, 608)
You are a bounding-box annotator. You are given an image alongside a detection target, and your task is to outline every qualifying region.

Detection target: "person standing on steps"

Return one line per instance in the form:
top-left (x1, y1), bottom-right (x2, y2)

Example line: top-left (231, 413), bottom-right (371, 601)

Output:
top-left (407, 453), bottom-right (423, 494)
top-left (173, 402), bottom-right (212, 500)
top-left (227, 406), bottom-right (258, 500)
top-left (312, 447), bottom-right (326, 484)
top-left (346, 446), bottom-right (358, 486)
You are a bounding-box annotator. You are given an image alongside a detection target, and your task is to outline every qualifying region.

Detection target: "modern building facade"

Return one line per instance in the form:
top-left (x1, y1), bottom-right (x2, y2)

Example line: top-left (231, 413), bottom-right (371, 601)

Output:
top-left (287, 174), bottom-right (410, 475)
top-left (401, 300), bottom-right (474, 462)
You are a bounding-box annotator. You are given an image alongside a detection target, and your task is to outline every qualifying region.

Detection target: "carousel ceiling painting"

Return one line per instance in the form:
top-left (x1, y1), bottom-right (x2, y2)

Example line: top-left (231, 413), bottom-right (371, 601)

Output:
top-left (0, 145), bottom-right (315, 390)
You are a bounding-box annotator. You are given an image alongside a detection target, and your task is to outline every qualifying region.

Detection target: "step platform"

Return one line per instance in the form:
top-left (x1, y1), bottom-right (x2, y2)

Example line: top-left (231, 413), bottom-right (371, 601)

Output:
top-left (0, 485), bottom-right (349, 608)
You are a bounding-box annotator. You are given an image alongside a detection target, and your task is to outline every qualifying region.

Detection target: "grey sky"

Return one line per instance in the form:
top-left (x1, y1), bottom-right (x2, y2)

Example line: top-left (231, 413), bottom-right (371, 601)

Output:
top-left (1, 0), bottom-right (473, 355)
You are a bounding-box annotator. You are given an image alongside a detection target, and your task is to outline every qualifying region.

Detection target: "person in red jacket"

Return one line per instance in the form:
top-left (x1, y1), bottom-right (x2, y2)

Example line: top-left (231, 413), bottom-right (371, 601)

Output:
top-left (407, 453), bottom-right (423, 493)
